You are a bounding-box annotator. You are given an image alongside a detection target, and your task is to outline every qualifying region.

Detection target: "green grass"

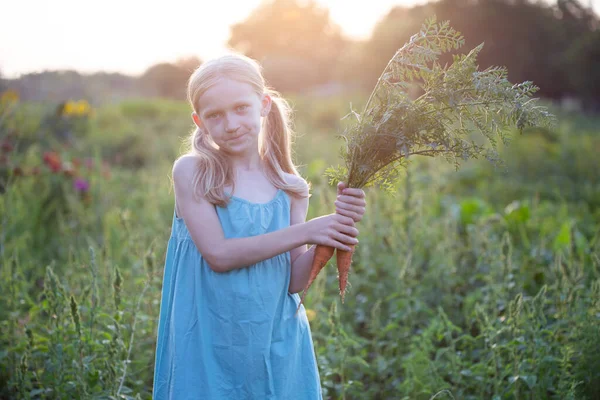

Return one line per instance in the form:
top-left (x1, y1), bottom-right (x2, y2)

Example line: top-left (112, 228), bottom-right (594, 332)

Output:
top-left (1, 96), bottom-right (599, 399)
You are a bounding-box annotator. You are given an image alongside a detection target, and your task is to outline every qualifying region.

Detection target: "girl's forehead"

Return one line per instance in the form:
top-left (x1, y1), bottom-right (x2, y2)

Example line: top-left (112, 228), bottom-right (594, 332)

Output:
top-left (198, 78), bottom-right (259, 110)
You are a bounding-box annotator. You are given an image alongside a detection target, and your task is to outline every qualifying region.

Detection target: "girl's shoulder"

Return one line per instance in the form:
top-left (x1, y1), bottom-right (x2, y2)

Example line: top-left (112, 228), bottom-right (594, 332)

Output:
top-left (282, 173), bottom-right (310, 212)
top-left (171, 154), bottom-right (201, 190)
top-left (172, 154), bottom-right (198, 177)
top-left (282, 171), bottom-right (306, 186)
top-left (282, 172), bottom-right (309, 196)
top-left (171, 154), bottom-right (202, 204)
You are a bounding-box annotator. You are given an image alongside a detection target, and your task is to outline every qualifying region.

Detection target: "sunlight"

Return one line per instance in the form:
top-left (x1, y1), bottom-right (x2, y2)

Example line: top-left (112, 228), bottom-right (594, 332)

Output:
top-left (1, 0), bottom-right (423, 77)
top-left (1, 0), bottom-right (598, 77)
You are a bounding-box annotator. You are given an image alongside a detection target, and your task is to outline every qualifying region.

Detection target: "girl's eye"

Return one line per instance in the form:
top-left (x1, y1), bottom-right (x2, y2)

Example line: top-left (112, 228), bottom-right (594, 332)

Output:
top-left (236, 105), bottom-right (248, 112)
top-left (208, 112), bottom-right (221, 119)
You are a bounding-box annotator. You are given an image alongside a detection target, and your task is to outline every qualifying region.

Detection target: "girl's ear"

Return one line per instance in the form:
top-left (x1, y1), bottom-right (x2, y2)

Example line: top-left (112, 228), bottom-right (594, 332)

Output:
top-left (261, 94), bottom-right (272, 117)
top-left (192, 112), bottom-right (203, 129)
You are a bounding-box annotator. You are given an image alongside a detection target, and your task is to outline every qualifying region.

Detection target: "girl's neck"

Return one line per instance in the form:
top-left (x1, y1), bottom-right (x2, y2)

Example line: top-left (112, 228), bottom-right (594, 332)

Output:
top-left (228, 151), bottom-right (264, 173)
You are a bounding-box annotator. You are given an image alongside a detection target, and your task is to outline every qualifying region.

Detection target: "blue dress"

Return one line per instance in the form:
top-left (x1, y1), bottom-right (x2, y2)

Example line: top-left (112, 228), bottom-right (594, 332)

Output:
top-left (153, 189), bottom-right (323, 400)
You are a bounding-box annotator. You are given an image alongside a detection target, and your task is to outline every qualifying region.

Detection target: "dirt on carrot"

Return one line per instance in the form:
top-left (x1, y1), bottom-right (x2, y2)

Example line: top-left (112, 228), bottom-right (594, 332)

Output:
top-left (336, 245), bottom-right (355, 303)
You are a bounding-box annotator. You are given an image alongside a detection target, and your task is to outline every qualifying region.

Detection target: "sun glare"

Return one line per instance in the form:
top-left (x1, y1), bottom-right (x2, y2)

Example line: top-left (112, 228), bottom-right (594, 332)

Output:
top-left (1, 0), bottom-right (597, 77)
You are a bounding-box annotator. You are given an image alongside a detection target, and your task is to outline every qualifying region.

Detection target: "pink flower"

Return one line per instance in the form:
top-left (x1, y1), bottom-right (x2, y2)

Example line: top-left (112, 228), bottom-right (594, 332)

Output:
top-left (1, 141), bottom-right (13, 153)
top-left (43, 151), bottom-right (62, 172)
top-left (73, 178), bottom-right (90, 192)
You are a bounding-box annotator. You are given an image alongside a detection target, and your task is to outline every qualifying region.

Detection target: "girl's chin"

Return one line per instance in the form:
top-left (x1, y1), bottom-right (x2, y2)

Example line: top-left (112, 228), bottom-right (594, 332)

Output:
top-left (222, 140), bottom-right (258, 155)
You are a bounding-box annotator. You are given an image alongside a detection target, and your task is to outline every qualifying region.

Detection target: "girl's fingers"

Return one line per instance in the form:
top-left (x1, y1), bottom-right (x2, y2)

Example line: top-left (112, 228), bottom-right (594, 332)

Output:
top-left (335, 200), bottom-right (365, 214)
top-left (329, 237), bottom-right (353, 251)
top-left (342, 188), bottom-right (365, 198)
top-left (335, 200), bottom-right (365, 222)
top-left (335, 223), bottom-right (359, 238)
top-left (333, 214), bottom-right (354, 226)
top-left (324, 236), bottom-right (353, 251)
top-left (336, 194), bottom-right (366, 206)
top-left (333, 231), bottom-right (359, 246)
top-left (333, 241), bottom-right (353, 251)
top-left (335, 206), bottom-right (362, 222)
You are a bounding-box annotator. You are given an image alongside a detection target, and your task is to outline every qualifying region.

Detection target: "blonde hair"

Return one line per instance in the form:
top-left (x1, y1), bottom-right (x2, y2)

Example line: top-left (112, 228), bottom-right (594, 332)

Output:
top-left (181, 53), bottom-right (307, 207)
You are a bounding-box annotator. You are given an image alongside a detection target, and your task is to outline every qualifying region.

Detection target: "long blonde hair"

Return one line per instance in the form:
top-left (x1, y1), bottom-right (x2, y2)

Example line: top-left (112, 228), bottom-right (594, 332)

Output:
top-left (182, 53), bottom-right (307, 207)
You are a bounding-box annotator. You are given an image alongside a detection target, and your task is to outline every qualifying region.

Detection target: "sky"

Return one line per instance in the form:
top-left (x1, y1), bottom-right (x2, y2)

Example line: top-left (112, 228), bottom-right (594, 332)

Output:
top-left (1, 0), bottom-right (598, 78)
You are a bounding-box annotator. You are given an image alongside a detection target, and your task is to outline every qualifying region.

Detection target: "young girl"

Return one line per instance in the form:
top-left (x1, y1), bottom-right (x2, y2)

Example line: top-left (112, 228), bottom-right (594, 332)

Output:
top-left (153, 53), bottom-right (366, 400)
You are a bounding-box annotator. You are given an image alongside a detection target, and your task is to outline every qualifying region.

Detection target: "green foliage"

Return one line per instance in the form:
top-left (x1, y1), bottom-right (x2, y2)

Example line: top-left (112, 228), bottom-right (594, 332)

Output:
top-left (306, 173), bottom-right (600, 399)
top-left (87, 99), bottom-right (191, 169)
top-left (1, 174), bottom-right (164, 398)
top-left (1, 96), bottom-right (599, 400)
top-left (326, 16), bottom-right (555, 191)
top-left (443, 107), bottom-right (600, 215)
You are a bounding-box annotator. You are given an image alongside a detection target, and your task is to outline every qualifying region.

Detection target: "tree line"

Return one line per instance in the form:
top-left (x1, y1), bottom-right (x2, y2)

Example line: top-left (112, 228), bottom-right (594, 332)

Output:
top-left (229, 0), bottom-right (599, 109)
top-left (2, 0), bottom-right (598, 111)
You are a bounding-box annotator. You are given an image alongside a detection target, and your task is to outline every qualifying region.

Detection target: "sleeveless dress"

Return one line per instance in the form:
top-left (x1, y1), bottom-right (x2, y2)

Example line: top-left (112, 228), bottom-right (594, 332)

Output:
top-left (153, 189), bottom-right (323, 400)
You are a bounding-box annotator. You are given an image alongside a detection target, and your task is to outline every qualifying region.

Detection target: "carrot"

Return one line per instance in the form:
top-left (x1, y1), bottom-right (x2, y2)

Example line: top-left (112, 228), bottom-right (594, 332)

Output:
top-left (336, 244), bottom-right (355, 303)
top-left (295, 245), bottom-right (335, 316)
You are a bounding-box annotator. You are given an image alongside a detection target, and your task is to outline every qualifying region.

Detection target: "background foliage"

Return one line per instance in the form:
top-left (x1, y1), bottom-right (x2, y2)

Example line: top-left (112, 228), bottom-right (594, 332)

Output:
top-left (1, 0), bottom-right (599, 398)
top-left (1, 90), bottom-right (599, 399)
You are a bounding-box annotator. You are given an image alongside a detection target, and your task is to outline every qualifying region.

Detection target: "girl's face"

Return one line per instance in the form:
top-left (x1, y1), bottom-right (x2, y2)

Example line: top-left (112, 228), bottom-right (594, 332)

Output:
top-left (192, 78), bottom-right (271, 157)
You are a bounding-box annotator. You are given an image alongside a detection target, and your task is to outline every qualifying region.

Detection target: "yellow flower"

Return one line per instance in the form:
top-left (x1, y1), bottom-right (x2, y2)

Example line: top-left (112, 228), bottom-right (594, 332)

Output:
top-left (76, 100), bottom-right (91, 116)
top-left (305, 309), bottom-right (316, 321)
top-left (63, 101), bottom-right (77, 116)
top-left (0, 90), bottom-right (19, 105)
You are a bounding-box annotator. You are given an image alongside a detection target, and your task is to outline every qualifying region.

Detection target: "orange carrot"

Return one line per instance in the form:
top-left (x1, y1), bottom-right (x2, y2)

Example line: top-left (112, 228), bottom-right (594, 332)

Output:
top-left (295, 245), bottom-right (335, 315)
top-left (336, 244), bottom-right (355, 303)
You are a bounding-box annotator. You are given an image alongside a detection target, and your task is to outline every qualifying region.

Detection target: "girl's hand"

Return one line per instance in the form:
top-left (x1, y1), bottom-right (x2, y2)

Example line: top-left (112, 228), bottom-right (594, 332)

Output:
top-left (305, 213), bottom-right (359, 251)
top-left (335, 182), bottom-right (367, 223)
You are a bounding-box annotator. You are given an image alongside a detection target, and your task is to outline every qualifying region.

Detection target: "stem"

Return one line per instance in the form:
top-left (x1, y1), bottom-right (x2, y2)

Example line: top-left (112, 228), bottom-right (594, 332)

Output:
top-left (363, 28), bottom-right (464, 118)
top-left (404, 167), bottom-right (412, 251)
top-left (347, 53), bottom-right (400, 188)
top-left (418, 99), bottom-right (509, 117)
top-left (355, 147), bottom-right (453, 189)
top-left (361, 50), bottom-right (400, 117)
top-left (346, 161), bottom-right (355, 189)
top-left (116, 280), bottom-right (150, 396)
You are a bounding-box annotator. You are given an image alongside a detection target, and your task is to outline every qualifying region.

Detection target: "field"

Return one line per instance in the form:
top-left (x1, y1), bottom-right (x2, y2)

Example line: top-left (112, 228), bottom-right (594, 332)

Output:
top-left (1, 93), bottom-right (599, 399)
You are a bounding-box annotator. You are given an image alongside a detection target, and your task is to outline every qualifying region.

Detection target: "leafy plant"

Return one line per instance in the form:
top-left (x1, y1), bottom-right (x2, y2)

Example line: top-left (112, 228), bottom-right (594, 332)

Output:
top-left (304, 15), bottom-right (556, 309)
top-left (325, 16), bottom-right (555, 190)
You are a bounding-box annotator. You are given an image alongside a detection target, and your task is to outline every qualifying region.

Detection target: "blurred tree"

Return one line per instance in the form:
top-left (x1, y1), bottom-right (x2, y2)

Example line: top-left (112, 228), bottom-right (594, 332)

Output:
top-left (228, 0), bottom-right (347, 91)
top-left (356, 0), bottom-right (599, 104)
top-left (564, 28), bottom-right (600, 110)
top-left (138, 61), bottom-right (197, 100)
top-left (356, 6), bottom-right (424, 90)
top-left (175, 56), bottom-right (203, 74)
top-left (0, 68), bottom-right (5, 92)
top-left (9, 70), bottom-right (138, 103)
top-left (436, 0), bottom-right (570, 98)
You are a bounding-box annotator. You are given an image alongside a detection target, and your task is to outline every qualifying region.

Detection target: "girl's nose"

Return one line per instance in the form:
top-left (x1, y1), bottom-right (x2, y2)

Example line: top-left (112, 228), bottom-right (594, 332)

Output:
top-left (224, 115), bottom-right (240, 133)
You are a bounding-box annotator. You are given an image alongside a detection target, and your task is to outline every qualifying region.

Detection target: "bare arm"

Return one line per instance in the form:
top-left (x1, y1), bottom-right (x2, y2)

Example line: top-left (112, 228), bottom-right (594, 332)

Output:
top-left (288, 180), bottom-right (316, 294)
top-left (172, 156), bottom-right (357, 273)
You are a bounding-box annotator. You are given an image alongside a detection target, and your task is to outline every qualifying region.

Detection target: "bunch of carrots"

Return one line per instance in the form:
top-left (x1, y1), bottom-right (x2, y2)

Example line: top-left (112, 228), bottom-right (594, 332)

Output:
top-left (296, 16), bottom-right (554, 314)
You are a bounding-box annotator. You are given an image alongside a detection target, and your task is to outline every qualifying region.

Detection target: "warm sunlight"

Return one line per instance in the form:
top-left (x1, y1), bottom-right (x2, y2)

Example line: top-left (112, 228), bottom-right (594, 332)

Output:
top-left (2, 0), bottom-right (599, 397)
top-left (1, 0), bottom-right (598, 77)
top-left (0, 0), bottom-right (425, 77)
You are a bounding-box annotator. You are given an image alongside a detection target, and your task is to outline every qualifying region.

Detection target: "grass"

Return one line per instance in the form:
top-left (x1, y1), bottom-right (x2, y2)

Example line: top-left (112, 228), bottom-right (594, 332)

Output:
top-left (0, 95), bottom-right (599, 399)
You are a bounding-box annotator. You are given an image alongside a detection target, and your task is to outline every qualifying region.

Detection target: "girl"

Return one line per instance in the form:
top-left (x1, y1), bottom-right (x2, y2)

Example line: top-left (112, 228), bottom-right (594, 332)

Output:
top-left (153, 53), bottom-right (366, 400)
